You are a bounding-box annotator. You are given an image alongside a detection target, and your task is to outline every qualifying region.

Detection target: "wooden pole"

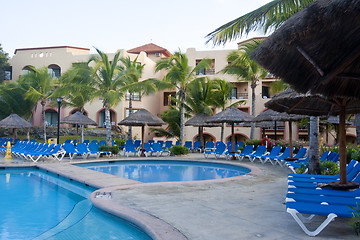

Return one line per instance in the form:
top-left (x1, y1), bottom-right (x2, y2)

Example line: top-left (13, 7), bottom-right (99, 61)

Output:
top-left (339, 105), bottom-right (347, 184)
top-left (289, 120), bottom-right (293, 158)
top-left (231, 123), bottom-right (235, 152)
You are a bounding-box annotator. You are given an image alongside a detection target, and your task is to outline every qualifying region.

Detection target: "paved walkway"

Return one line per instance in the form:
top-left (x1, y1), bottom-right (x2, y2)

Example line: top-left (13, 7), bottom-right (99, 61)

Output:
top-left (0, 154), bottom-right (357, 239)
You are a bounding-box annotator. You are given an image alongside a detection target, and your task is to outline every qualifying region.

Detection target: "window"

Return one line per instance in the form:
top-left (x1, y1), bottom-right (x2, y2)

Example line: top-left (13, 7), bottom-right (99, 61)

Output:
top-left (4, 66), bottom-right (12, 80)
top-left (45, 110), bottom-right (58, 126)
top-left (48, 64), bottom-right (61, 78)
top-left (22, 66), bottom-right (34, 75)
top-left (125, 91), bottom-right (141, 101)
top-left (163, 92), bottom-right (176, 106)
top-left (125, 108), bottom-right (139, 117)
top-left (231, 88), bottom-right (237, 99)
top-left (98, 110), bottom-right (115, 128)
top-left (155, 53), bottom-right (161, 57)
top-left (195, 59), bottom-right (215, 75)
top-left (262, 86), bottom-right (270, 99)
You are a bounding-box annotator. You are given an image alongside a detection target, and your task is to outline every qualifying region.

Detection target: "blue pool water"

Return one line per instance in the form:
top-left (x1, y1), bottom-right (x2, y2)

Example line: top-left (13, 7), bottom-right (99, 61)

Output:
top-left (0, 168), bottom-right (152, 240)
top-left (81, 160), bottom-right (250, 183)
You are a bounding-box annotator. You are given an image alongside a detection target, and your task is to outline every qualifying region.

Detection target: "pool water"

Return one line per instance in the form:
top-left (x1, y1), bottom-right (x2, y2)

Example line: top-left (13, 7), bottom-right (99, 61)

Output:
top-left (0, 168), bottom-right (152, 240)
top-left (81, 160), bottom-right (250, 183)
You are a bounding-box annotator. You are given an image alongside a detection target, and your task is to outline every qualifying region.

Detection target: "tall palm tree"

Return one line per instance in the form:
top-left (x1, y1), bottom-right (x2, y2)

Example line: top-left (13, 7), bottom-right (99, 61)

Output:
top-left (118, 56), bottom-right (158, 140)
top-left (54, 62), bottom-right (96, 142)
top-left (185, 78), bottom-right (213, 116)
top-left (206, 0), bottom-right (315, 46)
top-left (89, 48), bottom-right (124, 146)
top-left (20, 66), bottom-right (56, 142)
top-left (209, 78), bottom-right (245, 142)
top-left (221, 42), bottom-right (267, 139)
top-left (155, 51), bottom-right (211, 145)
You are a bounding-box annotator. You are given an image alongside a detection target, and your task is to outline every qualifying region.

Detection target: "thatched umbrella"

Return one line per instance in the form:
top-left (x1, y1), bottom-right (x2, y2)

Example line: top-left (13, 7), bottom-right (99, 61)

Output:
top-left (244, 121), bottom-right (285, 139)
top-left (253, 109), bottom-right (305, 158)
top-left (61, 112), bottom-right (97, 142)
top-left (266, 89), bottom-right (360, 189)
top-left (0, 113), bottom-right (32, 144)
top-left (251, 0), bottom-right (360, 188)
top-left (185, 113), bottom-right (221, 150)
top-left (206, 107), bottom-right (253, 153)
top-left (118, 109), bottom-right (165, 153)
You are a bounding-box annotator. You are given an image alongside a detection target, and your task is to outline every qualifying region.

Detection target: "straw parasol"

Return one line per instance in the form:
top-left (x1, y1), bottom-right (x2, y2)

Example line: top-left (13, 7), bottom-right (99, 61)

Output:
top-left (0, 113), bottom-right (32, 143)
top-left (118, 109), bottom-right (165, 151)
top-left (61, 112), bottom-right (97, 141)
top-left (206, 107), bottom-right (253, 153)
top-left (185, 113), bottom-right (221, 150)
top-left (266, 89), bottom-right (360, 188)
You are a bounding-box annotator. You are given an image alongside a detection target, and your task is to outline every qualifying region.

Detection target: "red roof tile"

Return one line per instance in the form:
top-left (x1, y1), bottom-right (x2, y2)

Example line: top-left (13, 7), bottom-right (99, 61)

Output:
top-left (127, 43), bottom-right (171, 57)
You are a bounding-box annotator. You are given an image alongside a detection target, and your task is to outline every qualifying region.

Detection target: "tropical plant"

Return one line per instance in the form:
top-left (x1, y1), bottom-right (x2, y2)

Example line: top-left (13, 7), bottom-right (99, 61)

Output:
top-left (88, 48), bottom-right (125, 146)
top-left (151, 107), bottom-right (181, 139)
top-left (209, 78), bottom-right (245, 141)
top-left (221, 41), bottom-right (267, 139)
top-left (20, 66), bottom-right (57, 142)
top-left (185, 78), bottom-right (213, 116)
top-left (118, 56), bottom-right (158, 140)
top-left (269, 80), bottom-right (289, 95)
top-left (206, 0), bottom-right (315, 46)
top-left (349, 203), bottom-right (360, 236)
top-left (54, 62), bottom-right (96, 142)
top-left (0, 44), bottom-right (9, 83)
top-left (170, 145), bottom-right (189, 155)
top-left (155, 51), bottom-right (211, 145)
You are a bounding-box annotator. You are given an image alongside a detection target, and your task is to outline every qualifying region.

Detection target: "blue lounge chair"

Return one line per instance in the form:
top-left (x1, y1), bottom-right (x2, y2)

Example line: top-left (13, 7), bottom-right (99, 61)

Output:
top-left (152, 142), bottom-right (170, 156)
top-left (247, 145), bottom-right (267, 162)
top-left (204, 141), bottom-right (215, 152)
top-left (88, 142), bottom-right (111, 157)
top-left (270, 147), bottom-right (292, 166)
top-left (63, 143), bottom-right (81, 159)
top-left (184, 141), bottom-right (192, 151)
top-left (193, 141), bottom-right (202, 151)
top-left (163, 140), bottom-right (173, 150)
top-left (134, 140), bottom-right (141, 149)
top-left (122, 142), bottom-right (139, 157)
top-left (257, 146), bottom-right (282, 164)
top-left (235, 145), bottom-right (254, 161)
top-left (175, 141), bottom-right (180, 146)
top-left (98, 140), bottom-right (106, 146)
top-left (76, 143), bottom-right (92, 158)
top-left (25, 144), bottom-right (54, 162)
top-left (204, 142), bottom-right (226, 159)
top-left (83, 140), bottom-right (90, 145)
top-left (64, 139), bottom-right (72, 144)
top-left (143, 142), bottom-right (156, 157)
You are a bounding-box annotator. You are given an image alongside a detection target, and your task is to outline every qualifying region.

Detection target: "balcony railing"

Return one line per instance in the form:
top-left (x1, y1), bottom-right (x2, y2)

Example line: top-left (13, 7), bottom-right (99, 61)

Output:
top-left (196, 69), bottom-right (215, 75)
top-left (230, 93), bottom-right (248, 100)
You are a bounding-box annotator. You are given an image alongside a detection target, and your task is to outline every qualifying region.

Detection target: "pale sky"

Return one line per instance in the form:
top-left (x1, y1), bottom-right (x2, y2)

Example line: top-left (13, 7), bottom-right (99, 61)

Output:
top-left (1, 0), bottom-right (272, 57)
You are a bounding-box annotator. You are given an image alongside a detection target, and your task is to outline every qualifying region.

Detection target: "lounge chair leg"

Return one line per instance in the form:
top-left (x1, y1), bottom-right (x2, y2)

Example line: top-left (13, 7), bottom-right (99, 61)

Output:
top-left (287, 208), bottom-right (337, 237)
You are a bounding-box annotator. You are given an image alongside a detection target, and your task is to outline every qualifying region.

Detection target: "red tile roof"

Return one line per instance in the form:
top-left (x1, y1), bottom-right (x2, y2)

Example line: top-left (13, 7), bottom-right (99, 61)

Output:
top-left (127, 43), bottom-right (171, 57)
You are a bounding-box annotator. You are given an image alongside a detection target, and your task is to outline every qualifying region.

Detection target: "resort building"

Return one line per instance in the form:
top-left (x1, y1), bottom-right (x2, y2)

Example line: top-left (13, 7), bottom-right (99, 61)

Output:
top-left (4, 41), bottom-right (357, 145)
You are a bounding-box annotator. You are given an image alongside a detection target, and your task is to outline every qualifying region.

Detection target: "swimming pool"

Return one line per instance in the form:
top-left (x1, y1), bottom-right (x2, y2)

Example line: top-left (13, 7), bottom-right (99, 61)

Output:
top-left (0, 168), bottom-right (152, 240)
top-left (80, 160), bottom-right (251, 183)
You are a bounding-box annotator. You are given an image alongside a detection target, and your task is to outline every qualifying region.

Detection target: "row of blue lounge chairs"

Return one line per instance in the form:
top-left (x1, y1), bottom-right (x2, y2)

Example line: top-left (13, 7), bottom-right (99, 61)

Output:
top-left (122, 141), bottom-right (170, 157)
top-left (0, 137), bottom-right (36, 147)
top-left (0, 140), bottom-right (110, 162)
top-left (285, 159), bottom-right (360, 236)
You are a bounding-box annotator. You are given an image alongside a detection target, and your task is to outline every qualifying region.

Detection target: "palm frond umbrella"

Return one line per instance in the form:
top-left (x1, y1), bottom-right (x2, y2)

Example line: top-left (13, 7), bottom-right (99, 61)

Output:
top-left (61, 112), bottom-right (97, 142)
top-left (266, 89), bottom-right (360, 189)
top-left (118, 109), bottom-right (165, 154)
top-left (206, 107), bottom-right (253, 153)
top-left (253, 109), bottom-right (306, 158)
top-left (0, 113), bottom-right (32, 144)
top-left (251, 0), bottom-right (360, 189)
top-left (185, 113), bottom-right (221, 151)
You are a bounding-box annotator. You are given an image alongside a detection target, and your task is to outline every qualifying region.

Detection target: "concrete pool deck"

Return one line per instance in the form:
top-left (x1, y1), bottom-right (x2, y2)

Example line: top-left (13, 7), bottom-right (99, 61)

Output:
top-left (0, 154), bottom-right (357, 239)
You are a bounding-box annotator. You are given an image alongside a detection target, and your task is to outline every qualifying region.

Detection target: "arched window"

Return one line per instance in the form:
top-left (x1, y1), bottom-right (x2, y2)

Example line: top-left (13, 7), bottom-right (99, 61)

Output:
top-left (45, 109), bottom-right (58, 126)
top-left (48, 64), bottom-right (61, 78)
top-left (98, 109), bottom-right (115, 128)
top-left (22, 66), bottom-right (35, 75)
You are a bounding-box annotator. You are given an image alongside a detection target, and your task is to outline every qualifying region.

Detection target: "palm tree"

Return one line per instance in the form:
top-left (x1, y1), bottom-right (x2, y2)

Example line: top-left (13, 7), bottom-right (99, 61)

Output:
top-left (20, 66), bottom-right (56, 142)
top-left (54, 62), bottom-right (96, 142)
top-left (155, 51), bottom-right (211, 145)
top-left (209, 78), bottom-right (245, 142)
top-left (185, 78), bottom-right (213, 116)
top-left (151, 107), bottom-right (181, 140)
top-left (89, 48), bottom-right (124, 146)
top-left (206, 0), bottom-right (315, 46)
top-left (221, 42), bottom-right (267, 139)
top-left (118, 56), bottom-right (158, 140)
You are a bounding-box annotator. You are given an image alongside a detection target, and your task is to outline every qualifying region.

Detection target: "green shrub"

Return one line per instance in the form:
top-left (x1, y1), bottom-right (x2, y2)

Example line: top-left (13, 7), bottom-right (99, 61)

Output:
top-left (244, 139), bottom-right (262, 149)
top-left (170, 145), bottom-right (189, 155)
top-left (320, 161), bottom-right (339, 175)
top-left (99, 145), bottom-right (119, 155)
top-left (295, 163), bottom-right (307, 174)
top-left (114, 138), bottom-right (126, 147)
top-left (349, 203), bottom-right (360, 236)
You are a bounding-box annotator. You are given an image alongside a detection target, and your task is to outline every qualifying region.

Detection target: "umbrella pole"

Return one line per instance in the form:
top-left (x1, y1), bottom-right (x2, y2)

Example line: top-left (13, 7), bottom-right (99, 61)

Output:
top-left (200, 126), bottom-right (204, 152)
top-left (141, 125), bottom-right (145, 157)
top-left (231, 123), bottom-right (235, 153)
top-left (288, 120), bottom-right (293, 158)
top-left (76, 125), bottom-right (79, 142)
top-left (339, 105), bottom-right (347, 184)
top-left (12, 128), bottom-right (15, 144)
top-left (274, 121), bottom-right (277, 140)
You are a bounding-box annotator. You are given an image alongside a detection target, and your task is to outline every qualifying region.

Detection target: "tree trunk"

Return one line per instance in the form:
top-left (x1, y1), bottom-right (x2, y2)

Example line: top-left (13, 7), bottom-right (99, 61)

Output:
top-left (104, 102), bottom-right (112, 146)
top-left (250, 81), bottom-right (256, 139)
top-left (42, 101), bottom-right (46, 143)
top-left (80, 108), bottom-right (84, 143)
top-left (180, 90), bottom-right (185, 145)
top-left (356, 114), bottom-right (360, 145)
top-left (128, 93), bottom-right (133, 140)
top-left (220, 123), bottom-right (224, 142)
top-left (308, 116), bottom-right (320, 173)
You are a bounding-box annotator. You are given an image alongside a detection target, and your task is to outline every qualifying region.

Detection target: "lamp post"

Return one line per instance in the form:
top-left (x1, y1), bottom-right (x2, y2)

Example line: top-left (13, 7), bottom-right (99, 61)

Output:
top-left (57, 97), bottom-right (63, 144)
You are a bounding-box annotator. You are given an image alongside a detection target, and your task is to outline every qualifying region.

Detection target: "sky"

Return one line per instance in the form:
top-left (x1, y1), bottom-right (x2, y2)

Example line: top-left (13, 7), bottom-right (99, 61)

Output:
top-left (1, 0), bottom-right (272, 57)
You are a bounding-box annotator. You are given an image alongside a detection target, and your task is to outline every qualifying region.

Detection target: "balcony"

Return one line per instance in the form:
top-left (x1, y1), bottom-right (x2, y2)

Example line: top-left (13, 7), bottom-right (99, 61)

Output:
top-left (196, 68), bottom-right (215, 75)
top-left (230, 92), bottom-right (248, 100)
